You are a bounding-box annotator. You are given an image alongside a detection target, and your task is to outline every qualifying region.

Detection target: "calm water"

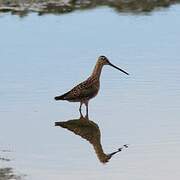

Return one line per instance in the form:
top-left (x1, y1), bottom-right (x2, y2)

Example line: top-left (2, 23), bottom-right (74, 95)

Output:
top-left (0, 5), bottom-right (180, 180)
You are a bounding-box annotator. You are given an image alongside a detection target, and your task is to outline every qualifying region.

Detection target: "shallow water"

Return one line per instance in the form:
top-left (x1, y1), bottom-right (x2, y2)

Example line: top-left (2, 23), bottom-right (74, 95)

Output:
top-left (0, 5), bottom-right (180, 180)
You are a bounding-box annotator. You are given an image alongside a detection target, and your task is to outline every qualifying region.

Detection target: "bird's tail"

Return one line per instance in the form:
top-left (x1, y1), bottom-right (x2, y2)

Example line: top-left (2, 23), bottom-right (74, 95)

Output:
top-left (54, 92), bottom-right (69, 100)
top-left (54, 95), bottom-right (65, 100)
top-left (55, 121), bottom-right (65, 127)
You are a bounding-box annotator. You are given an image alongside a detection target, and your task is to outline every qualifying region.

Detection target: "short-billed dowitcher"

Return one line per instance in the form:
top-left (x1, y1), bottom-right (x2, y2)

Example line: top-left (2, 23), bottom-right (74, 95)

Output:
top-left (54, 56), bottom-right (129, 118)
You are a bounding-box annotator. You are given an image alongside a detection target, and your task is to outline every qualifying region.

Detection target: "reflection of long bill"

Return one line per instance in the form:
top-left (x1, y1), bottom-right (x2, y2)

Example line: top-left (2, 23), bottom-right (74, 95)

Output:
top-left (109, 62), bottom-right (129, 75)
top-left (108, 144), bottom-right (129, 158)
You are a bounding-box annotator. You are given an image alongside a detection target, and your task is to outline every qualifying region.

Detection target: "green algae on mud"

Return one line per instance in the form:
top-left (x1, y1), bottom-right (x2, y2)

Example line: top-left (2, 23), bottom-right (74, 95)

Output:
top-left (0, 0), bottom-right (180, 16)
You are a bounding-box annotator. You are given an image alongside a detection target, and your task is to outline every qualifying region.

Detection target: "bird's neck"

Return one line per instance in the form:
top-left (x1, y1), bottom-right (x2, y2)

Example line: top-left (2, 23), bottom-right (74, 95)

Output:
top-left (91, 62), bottom-right (104, 79)
top-left (94, 142), bottom-right (110, 163)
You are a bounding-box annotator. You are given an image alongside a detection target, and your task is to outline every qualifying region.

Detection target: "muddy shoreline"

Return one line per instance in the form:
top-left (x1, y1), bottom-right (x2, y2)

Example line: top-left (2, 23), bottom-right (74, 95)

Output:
top-left (0, 150), bottom-right (24, 180)
top-left (0, 0), bottom-right (179, 16)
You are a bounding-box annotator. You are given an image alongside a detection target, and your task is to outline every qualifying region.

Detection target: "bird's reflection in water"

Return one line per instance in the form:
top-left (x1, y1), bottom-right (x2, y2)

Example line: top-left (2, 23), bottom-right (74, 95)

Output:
top-left (55, 116), bottom-right (128, 163)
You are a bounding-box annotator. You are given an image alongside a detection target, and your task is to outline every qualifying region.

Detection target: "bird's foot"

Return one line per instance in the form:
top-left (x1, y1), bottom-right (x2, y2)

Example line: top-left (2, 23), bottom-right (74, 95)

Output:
top-left (85, 114), bottom-right (89, 120)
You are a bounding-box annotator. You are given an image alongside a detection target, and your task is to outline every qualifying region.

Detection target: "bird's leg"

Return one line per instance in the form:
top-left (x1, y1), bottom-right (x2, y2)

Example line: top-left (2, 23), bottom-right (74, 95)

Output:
top-left (79, 102), bottom-right (83, 118)
top-left (85, 101), bottom-right (89, 119)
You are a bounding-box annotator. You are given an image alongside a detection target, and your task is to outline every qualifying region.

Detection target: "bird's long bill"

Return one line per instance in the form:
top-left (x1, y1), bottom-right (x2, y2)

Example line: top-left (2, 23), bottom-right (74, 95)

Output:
top-left (109, 62), bottom-right (129, 75)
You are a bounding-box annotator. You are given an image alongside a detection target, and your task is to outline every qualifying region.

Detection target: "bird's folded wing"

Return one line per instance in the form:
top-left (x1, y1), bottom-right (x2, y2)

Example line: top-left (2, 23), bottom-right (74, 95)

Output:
top-left (63, 80), bottom-right (98, 100)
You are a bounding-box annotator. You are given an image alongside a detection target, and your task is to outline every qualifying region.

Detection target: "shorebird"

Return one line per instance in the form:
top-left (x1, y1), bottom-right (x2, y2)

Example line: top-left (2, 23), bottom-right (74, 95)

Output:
top-left (54, 56), bottom-right (129, 118)
top-left (55, 116), bottom-right (128, 163)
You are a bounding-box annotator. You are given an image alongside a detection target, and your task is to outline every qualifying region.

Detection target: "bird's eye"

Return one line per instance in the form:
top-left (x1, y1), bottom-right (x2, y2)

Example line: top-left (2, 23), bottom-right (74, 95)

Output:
top-left (101, 56), bottom-right (105, 60)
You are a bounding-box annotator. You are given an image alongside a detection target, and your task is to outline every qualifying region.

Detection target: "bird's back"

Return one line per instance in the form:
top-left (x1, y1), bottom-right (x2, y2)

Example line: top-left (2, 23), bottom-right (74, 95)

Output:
top-left (55, 76), bottom-right (100, 102)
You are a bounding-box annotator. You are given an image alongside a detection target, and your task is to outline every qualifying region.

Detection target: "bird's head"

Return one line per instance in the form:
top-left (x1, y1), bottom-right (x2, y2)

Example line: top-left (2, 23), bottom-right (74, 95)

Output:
top-left (98, 55), bottom-right (129, 75)
top-left (98, 55), bottom-right (110, 65)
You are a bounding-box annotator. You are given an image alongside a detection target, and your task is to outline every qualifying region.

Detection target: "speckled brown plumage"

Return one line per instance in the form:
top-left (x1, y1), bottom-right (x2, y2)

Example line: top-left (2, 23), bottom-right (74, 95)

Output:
top-left (57, 76), bottom-right (99, 102)
top-left (54, 56), bottom-right (129, 118)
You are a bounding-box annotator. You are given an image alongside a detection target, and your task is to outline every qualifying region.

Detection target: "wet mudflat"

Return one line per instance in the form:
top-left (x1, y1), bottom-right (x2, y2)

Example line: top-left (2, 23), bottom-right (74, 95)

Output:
top-left (0, 0), bottom-right (180, 16)
top-left (0, 150), bottom-right (25, 180)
